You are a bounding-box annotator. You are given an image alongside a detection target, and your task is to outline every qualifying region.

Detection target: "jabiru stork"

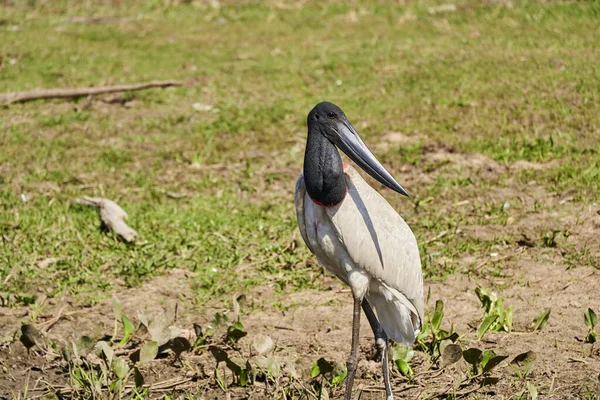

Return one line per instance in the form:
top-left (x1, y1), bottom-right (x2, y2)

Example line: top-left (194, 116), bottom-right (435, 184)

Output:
top-left (294, 102), bottom-right (424, 400)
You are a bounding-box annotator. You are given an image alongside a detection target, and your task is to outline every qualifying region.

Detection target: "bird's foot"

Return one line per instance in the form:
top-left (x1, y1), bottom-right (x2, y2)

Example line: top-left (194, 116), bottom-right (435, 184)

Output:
top-left (373, 337), bottom-right (386, 363)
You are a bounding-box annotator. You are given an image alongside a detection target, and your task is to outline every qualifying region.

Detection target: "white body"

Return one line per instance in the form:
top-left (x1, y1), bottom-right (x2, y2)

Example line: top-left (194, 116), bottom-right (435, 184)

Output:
top-left (295, 165), bottom-right (424, 345)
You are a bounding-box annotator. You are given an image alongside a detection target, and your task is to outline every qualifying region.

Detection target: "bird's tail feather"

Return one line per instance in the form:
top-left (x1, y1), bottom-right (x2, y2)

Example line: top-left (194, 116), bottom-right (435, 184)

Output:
top-left (367, 286), bottom-right (420, 346)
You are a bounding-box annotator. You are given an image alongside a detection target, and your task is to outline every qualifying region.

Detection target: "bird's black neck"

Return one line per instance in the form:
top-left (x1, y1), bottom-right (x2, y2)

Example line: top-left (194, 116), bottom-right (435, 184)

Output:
top-left (303, 127), bottom-right (347, 206)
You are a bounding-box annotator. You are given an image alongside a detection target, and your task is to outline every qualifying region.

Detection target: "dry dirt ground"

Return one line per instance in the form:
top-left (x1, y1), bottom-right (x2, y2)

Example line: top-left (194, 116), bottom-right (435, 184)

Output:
top-left (1, 149), bottom-right (599, 399)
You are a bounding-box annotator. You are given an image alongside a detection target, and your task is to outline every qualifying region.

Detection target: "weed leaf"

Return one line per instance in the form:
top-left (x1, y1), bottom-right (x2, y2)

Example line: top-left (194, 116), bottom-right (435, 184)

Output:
top-left (139, 341), bottom-right (158, 364)
top-left (502, 306), bottom-right (514, 332)
top-left (477, 314), bottom-right (498, 339)
top-left (119, 314), bottom-right (135, 346)
top-left (395, 359), bottom-right (413, 377)
top-left (76, 336), bottom-right (95, 355)
top-left (439, 331), bottom-right (459, 342)
top-left (542, 230), bottom-right (561, 248)
top-left (213, 312), bottom-right (227, 327)
top-left (585, 331), bottom-right (597, 344)
top-left (482, 353), bottom-right (508, 373)
top-left (134, 367), bottom-right (144, 389)
top-left (510, 351), bottom-right (536, 378)
top-left (511, 351), bottom-right (536, 366)
top-left (527, 382), bottom-right (538, 400)
top-left (252, 335), bottom-right (274, 355)
top-left (532, 308), bottom-right (551, 331)
top-left (463, 348), bottom-right (483, 366)
top-left (584, 308), bottom-right (597, 329)
top-left (481, 349), bottom-right (495, 367)
top-left (96, 341), bottom-right (114, 365)
top-left (311, 360), bottom-right (321, 378)
top-left (331, 367), bottom-right (348, 386)
top-left (391, 343), bottom-right (414, 362)
top-left (391, 344), bottom-right (414, 376)
top-left (110, 379), bottom-right (123, 393)
top-left (475, 287), bottom-right (492, 313)
top-left (239, 368), bottom-right (250, 386)
top-left (111, 296), bottom-right (122, 320)
top-left (215, 368), bottom-right (226, 391)
top-left (112, 358), bottom-right (129, 379)
top-left (227, 321), bottom-right (247, 344)
top-left (432, 300), bottom-right (444, 331)
top-left (441, 343), bottom-right (462, 366)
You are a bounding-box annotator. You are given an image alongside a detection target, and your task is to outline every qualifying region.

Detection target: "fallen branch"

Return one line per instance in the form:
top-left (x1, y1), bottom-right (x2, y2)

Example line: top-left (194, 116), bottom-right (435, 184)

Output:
top-left (76, 196), bottom-right (138, 243)
top-left (1, 80), bottom-right (182, 105)
top-left (36, 307), bottom-right (83, 333)
top-left (63, 16), bottom-right (136, 24)
top-left (425, 230), bottom-right (448, 244)
top-left (473, 247), bottom-right (526, 272)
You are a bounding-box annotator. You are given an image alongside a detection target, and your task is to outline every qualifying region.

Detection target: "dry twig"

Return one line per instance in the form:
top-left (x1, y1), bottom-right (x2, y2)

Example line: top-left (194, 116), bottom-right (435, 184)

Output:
top-left (1, 80), bottom-right (181, 105)
top-left (76, 196), bottom-right (138, 243)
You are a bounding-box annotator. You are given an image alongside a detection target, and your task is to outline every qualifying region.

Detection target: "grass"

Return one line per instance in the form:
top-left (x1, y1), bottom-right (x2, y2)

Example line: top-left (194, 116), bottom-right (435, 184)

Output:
top-left (2, 0), bottom-right (599, 306)
top-left (1, 1), bottom-right (600, 397)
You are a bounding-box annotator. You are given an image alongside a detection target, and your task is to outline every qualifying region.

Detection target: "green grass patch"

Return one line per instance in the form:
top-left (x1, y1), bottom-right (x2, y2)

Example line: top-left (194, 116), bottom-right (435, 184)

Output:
top-left (1, 0), bottom-right (599, 307)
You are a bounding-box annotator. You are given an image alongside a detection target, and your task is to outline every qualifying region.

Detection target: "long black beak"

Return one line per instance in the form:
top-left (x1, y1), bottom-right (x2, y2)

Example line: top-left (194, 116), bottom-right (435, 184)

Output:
top-left (333, 120), bottom-right (409, 197)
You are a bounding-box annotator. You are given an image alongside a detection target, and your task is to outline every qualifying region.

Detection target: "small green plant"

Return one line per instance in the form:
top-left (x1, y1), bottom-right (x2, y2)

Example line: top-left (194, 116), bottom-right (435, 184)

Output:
top-left (139, 341), bottom-right (159, 364)
top-left (66, 336), bottom-right (151, 399)
top-left (510, 351), bottom-right (536, 379)
top-left (515, 382), bottom-right (539, 400)
top-left (475, 288), bottom-right (513, 339)
top-left (532, 308), bottom-right (551, 332)
top-left (251, 334), bottom-right (284, 384)
top-left (584, 308), bottom-right (597, 343)
top-left (390, 343), bottom-right (414, 377)
top-left (119, 315), bottom-right (136, 346)
top-left (415, 299), bottom-right (458, 360)
top-left (62, 303), bottom-right (195, 398)
top-left (439, 342), bottom-right (462, 367)
top-left (541, 230), bottom-right (562, 248)
top-left (310, 357), bottom-right (347, 399)
top-left (463, 348), bottom-right (508, 377)
top-left (111, 296), bottom-right (137, 346)
top-left (210, 343), bottom-right (253, 390)
top-left (192, 323), bottom-right (214, 350)
top-left (434, 346), bottom-right (508, 393)
top-left (226, 321), bottom-right (247, 344)
top-left (205, 299), bottom-right (268, 392)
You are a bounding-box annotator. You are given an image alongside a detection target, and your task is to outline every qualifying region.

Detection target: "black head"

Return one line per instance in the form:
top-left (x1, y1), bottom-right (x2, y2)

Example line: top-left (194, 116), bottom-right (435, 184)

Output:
top-left (306, 101), bottom-right (409, 197)
top-left (307, 101), bottom-right (347, 141)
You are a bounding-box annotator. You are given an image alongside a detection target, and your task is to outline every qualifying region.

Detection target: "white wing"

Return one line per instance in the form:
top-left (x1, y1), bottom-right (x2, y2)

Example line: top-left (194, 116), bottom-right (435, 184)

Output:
top-left (326, 166), bottom-right (424, 336)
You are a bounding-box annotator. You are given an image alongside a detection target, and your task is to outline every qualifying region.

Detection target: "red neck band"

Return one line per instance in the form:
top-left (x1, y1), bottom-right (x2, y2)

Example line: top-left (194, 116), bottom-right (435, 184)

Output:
top-left (308, 186), bottom-right (348, 208)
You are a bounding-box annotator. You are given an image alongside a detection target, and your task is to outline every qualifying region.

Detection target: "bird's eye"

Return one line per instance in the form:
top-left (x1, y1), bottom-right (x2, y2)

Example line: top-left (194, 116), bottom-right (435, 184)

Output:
top-left (315, 114), bottom-right (320, 120)
top-left (327, 112), bottom-right (336, 119)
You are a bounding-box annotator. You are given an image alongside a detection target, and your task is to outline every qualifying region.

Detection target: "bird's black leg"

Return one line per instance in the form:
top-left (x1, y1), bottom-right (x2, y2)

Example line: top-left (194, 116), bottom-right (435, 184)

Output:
top-left (361, 300), bottom-right (386, 362)
top-left (362, 300), bottom-right (393, 400)
top-left (344, 296), bottom-right (362, 400)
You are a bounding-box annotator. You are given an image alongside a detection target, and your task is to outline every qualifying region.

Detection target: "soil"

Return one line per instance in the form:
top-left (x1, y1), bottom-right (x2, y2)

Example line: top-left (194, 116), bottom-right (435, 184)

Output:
top-left (1, 148), bottom-right (599, 399)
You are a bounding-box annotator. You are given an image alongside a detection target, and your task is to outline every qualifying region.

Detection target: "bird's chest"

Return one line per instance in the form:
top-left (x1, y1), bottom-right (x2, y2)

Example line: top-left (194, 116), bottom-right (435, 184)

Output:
top-left (303, 194), bottom-right (351, 280)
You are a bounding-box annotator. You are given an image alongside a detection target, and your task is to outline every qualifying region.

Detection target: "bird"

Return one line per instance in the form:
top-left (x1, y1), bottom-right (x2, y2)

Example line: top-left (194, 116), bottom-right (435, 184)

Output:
top-left (294, 102), bottom-right (424, 400)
